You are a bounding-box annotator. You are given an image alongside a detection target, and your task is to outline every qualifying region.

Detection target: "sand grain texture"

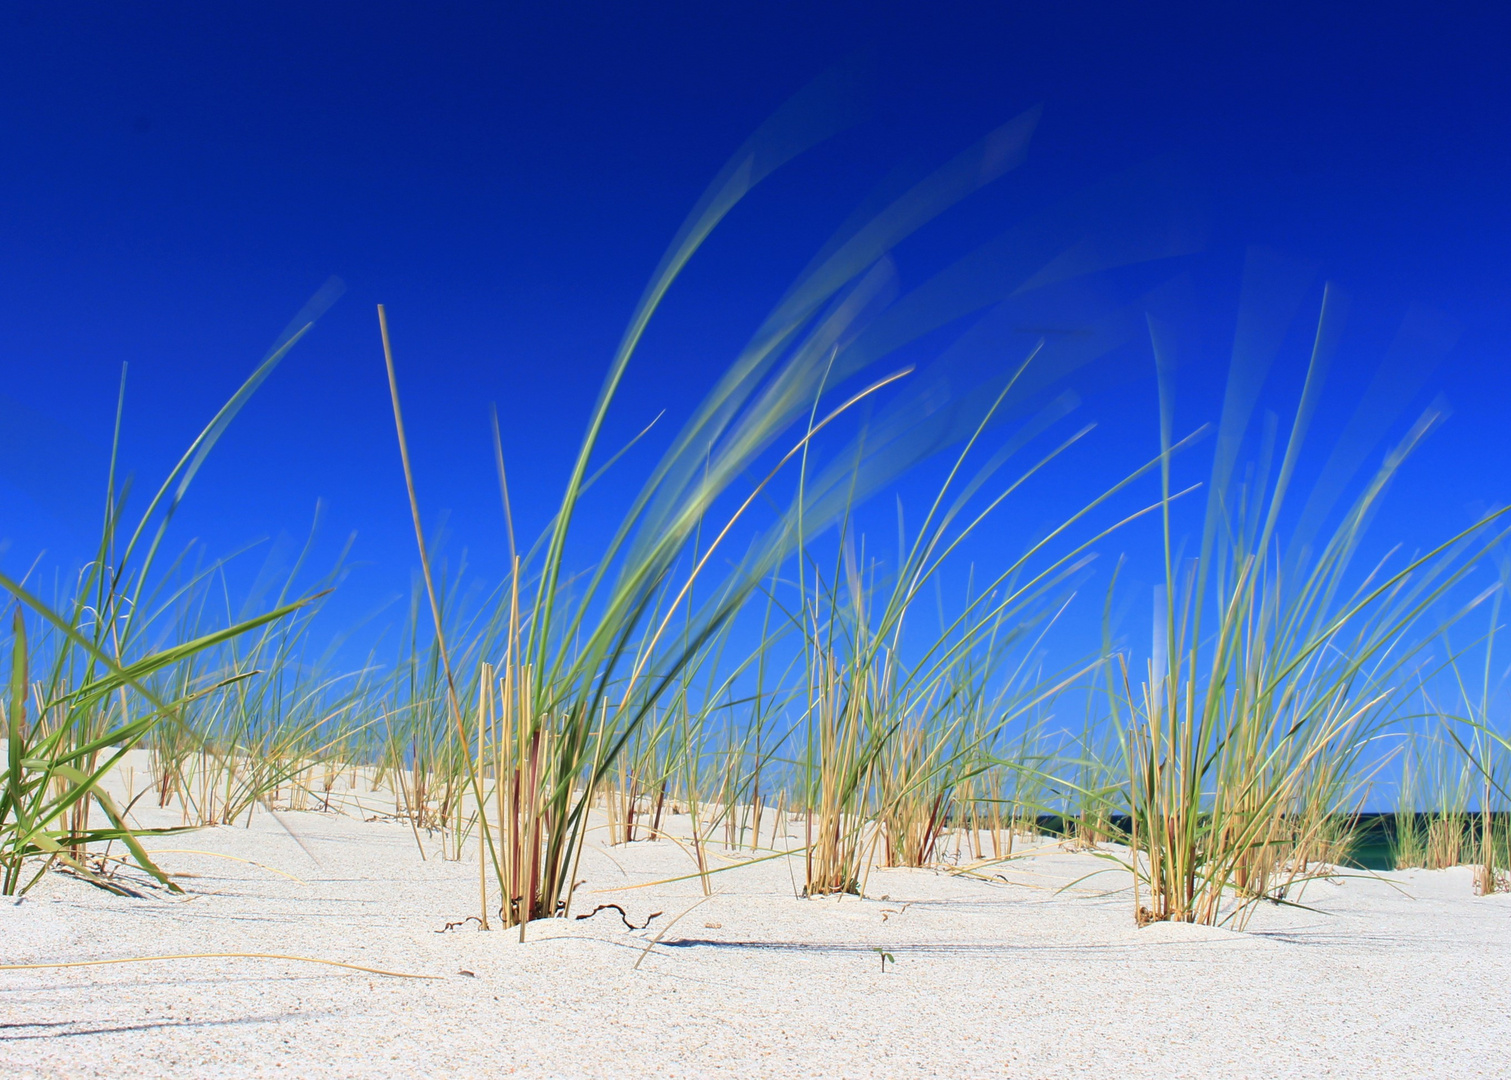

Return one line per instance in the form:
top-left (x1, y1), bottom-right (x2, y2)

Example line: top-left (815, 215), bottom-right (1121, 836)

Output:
top-left (3, 797), bottom-right (1508, 1078)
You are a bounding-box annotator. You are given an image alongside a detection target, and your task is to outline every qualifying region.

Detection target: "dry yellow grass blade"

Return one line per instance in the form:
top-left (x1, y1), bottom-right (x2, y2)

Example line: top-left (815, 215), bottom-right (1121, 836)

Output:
top-left (590, 847), bottom-right (794, 893)
top-left (633, 893), bottom-right (717, 971)
top-left (144, 849), bottom-right (310, 886)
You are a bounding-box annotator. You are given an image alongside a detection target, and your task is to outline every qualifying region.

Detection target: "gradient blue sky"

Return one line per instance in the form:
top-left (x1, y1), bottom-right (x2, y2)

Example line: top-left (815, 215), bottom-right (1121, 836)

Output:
top-left (1, 2), bottom-right (1508, 648)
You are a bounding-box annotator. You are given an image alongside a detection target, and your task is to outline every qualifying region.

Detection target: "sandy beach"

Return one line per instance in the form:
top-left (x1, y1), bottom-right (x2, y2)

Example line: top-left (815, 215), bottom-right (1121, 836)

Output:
top-left (4, 764), bottom-right (1509, 1079)
top-left (6, 7), bottom-right (1509, 1079)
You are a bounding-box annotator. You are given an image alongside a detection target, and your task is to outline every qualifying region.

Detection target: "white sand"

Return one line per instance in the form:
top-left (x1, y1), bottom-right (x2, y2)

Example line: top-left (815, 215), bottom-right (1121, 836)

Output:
top-left (4, 769), bottom-right (1510, 1077)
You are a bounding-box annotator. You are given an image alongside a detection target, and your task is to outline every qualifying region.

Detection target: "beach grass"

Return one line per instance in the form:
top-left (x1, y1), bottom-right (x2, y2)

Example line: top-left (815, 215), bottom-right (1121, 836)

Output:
top-left (5, 99), bottom-right (1507, 939)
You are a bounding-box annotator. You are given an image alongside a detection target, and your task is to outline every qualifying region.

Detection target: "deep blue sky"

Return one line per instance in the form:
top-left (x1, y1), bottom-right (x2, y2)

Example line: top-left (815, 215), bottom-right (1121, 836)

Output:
top-left (1, 2), bottom-right (1508, 650)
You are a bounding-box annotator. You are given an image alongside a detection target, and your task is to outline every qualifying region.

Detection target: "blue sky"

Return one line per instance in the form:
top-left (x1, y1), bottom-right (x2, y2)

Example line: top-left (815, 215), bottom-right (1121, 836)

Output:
top-left (1, 2), bottom-right (1508, 655)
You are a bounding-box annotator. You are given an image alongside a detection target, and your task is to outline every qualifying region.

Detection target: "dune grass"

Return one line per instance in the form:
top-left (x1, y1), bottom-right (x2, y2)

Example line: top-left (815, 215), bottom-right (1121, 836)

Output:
top-left (5, 96), bottom-right (1507, 935)
top-left (1115, 280), bottom-right (1507, 927)
top-left (1, 284), bottom-right (341, 894)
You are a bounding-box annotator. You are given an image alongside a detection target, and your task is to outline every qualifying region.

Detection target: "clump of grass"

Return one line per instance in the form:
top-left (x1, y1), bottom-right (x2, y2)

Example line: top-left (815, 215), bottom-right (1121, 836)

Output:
top-left (877, 717), bottom-right (952, 867)
top-left (794, 374), bottom-right (1154, 892)
top-left (1120, 275), bottom-right (1506, 928)
top-left (142, 532), bottom-right (368, 829)
top-left (1, 282), bottom-right (340, 893)
top-left (1392, 739), bottom-right (1473, 870)
top-left (377, 87), bottom-right (1066, 930)
top-left (1429, 580), bottom-right (1511, 892)
top-left (1390, 732), bottom-right (1511, 883)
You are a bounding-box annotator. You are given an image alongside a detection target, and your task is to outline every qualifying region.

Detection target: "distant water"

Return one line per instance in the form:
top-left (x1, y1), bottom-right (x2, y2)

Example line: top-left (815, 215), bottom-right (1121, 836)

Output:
top-left (1026, 813), bottom-right (1505, 873)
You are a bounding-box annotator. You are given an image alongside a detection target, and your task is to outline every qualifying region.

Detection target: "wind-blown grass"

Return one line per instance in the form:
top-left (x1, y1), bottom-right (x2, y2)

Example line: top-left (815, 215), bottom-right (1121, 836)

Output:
top-left (9, 92), bottom-right (1506, 945)
top-left (1117, 277), bottom-right (1508, 927)
top-left (370, 78), bottom-right (1173, 928)
top-left (1, 281), bottom-right (342, 894)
